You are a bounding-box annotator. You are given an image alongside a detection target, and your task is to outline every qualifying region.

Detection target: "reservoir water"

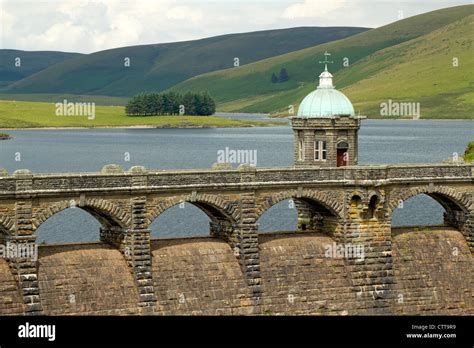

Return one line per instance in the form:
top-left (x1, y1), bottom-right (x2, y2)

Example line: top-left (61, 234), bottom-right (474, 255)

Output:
top-left (0, 119), bottom-right (472, 243)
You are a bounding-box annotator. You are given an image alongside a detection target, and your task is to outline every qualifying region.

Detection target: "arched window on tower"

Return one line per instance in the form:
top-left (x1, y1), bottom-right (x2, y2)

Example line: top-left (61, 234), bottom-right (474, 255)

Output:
top-left (337, 141), bottom-right (349, 167)
top-left (298, 131), bottom-right (305, 161)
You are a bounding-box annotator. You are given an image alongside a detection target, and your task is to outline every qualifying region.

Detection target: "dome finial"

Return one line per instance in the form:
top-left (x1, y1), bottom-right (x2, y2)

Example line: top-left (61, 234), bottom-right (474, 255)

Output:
top-left (319, 51), bottom-right (333, 70)
top-left (317, 51), bottom-right (334, 89)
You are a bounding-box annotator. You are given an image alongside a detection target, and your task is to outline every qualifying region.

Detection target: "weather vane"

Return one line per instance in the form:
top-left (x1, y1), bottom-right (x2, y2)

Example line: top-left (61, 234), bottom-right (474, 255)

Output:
top-left (319, 51), bottom-right (333, 71)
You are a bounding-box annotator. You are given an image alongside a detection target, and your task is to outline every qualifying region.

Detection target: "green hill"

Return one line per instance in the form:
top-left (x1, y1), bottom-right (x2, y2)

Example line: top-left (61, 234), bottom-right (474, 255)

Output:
top-left (3, 27), bottom-right (368, 97)
top-left (338, 15), bottom-right (473, 119)
top-left (171, 5), bottom-right (474, 119)
top-left (0, 50), bottom-right (82, 88)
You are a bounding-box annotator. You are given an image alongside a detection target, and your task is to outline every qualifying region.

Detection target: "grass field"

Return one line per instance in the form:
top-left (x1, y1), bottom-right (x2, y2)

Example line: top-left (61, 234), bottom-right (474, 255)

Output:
top-left (0, 100), bottom-right (282, 129)
top-left (0, 93), bottom-right (129, 106)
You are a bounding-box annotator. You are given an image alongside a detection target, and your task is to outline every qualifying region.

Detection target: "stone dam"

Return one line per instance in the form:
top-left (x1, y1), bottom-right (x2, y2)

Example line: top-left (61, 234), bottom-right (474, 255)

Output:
top-left (1, 226), bottom-right (471, 316)
top-left (0, 163), bottom-right (472, 315)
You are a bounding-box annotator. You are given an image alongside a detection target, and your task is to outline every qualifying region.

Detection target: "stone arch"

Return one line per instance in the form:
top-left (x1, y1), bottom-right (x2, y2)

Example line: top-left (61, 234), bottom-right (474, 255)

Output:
top-left (388, 185), bottom-right (470, 216)
top-left (349, 194), bottom-right (363, 219)
top-left (348, 190), bottom-right (386, 221)
top-left (146, 193), bottom-right (237, 229)
top-left (367, 195), bottom-right (379, 219)
top-left (389, 185), bottom-right (473, 251)
top-left (350, 189), bottom-right (364, 200)
top-left (336, 140), bottom-right (349, 149)
top-left (0, 213), bottom-right (14, 236)
top-left (350, 194), bottom-right (362, 207)
top-left (33, 198), bottom-right (131, 231)
top-left (256, 189), bottom-right (343, 222)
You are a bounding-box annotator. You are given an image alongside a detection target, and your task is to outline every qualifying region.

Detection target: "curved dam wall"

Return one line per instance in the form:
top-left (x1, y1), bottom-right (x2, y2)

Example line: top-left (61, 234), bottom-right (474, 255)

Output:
top-left (0, 259), bottom-right (25, 315)
top-left (392, 227), bottom-right (473, 315)
top-left (36, 244), bottom-right (140, 315)
top-left (259, 233), bottom-right (358, 315)
top-left (151, 238), bottom-right (254, 315)
top-left (0, 227), bottom-right (472, 315)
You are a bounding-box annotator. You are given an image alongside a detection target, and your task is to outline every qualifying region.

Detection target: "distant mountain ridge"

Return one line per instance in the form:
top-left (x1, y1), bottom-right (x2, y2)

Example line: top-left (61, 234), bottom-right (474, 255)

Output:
top-left (2, 26), bottom-right (369, 96)
top-left (0, 50), bottom-right (82, 88)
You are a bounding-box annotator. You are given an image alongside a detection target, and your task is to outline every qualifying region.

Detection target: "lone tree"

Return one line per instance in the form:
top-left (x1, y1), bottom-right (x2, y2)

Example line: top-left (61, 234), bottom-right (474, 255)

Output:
top-left (271, 73), bottom-right (278, 83)
top-left (279, 68), bottom-right (289, 82)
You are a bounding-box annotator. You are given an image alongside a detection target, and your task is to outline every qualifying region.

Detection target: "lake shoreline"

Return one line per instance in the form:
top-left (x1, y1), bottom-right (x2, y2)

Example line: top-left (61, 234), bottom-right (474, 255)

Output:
top-left (0, 123), bottom-right (284, 131)
top-left (1, 118), bottom-right (470, 131)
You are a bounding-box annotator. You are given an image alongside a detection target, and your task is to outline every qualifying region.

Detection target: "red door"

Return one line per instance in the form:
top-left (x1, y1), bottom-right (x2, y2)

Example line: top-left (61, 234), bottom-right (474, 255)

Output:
top-left (337, 149), bottom-right (347, 167)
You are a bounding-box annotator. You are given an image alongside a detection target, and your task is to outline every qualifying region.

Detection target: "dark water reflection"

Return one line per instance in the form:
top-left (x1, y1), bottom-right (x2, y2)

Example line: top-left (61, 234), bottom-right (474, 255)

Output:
top-left (0, 119), bottom-right (472, 243)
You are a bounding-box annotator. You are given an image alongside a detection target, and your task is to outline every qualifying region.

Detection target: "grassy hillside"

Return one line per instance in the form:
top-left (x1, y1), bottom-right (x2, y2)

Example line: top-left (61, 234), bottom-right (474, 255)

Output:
top-left (339, 15), bottom-right (473, 119)
top-left (3, 27), bottom-right (368, 97)
top-left (171, 5), bottom-right (474, 119)
top-left (0, 100), bottom-right (281, 128)
top-left (0, 50), bottom-right (82, 88)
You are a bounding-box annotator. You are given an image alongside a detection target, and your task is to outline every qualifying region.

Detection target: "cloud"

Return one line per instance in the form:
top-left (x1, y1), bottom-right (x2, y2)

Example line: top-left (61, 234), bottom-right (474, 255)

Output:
top-left (166, 6), bottom-right (203, 22)
top-left (282, 0), bottom-right (347, 19)
top-left (1, 0), bottom-right (178, 52)
top-left (0, 0), bottom-right (470, 53)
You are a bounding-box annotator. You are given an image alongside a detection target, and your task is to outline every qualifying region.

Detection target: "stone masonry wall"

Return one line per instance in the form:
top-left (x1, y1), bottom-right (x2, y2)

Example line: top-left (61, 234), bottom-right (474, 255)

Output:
top-left (0, 164), bottom-right (471, 196)
top-left (0, 259), bottom-right (25, 315)
top-left (391, 227), bottom-right (473, 314)
top-left (0, 228), bottom-right (472, 315)
top-left (151, 238), bottom-right (254, 315)
top-left (259, 233), bottom-right (358, 315)
top-left (37, 243), bottom-right (140, 315)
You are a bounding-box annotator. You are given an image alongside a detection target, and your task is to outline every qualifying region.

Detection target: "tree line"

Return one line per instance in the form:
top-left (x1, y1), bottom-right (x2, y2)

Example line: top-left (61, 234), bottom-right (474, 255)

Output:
top-left (125, 91), bottom-right (216, 116)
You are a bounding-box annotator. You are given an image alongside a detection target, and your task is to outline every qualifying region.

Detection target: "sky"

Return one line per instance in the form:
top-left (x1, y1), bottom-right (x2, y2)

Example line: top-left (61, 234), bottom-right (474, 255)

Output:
top-left (0, 0), bottom-right (471, 53)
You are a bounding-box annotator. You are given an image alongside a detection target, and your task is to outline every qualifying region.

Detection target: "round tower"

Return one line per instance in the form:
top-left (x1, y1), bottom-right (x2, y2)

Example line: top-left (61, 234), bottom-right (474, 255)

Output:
top-left (292, 52), bottom-right (365, 167)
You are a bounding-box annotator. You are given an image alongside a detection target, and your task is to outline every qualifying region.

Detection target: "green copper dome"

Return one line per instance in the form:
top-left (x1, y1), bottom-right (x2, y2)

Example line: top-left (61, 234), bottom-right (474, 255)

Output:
top-left (297, 66), bottom-right (355, 118)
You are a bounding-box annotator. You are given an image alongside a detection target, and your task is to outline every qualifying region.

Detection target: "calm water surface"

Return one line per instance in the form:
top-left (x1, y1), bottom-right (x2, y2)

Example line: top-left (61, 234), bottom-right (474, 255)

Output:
top-left (0, 119), bottom-right (472, 243)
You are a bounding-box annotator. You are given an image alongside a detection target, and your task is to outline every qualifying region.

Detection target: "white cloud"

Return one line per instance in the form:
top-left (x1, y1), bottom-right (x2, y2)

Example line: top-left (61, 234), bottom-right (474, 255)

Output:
top-left (1, 0), bottom-right (177, 52)
top-left (166, 6), bottom-right (203, 22)
top-left (0, 0), bottom-right (470, 53)
top-left (282, 0), bottom-right (347, 19)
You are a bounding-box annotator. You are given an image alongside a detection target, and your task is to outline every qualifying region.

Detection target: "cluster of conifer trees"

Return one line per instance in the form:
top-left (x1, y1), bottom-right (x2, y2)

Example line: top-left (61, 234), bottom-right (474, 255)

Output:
top-left (271, 68), bottom-right (289, 83)
top-left (125, 92), bottom-right (216, 116)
